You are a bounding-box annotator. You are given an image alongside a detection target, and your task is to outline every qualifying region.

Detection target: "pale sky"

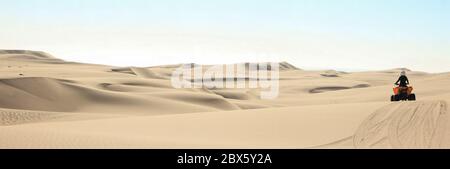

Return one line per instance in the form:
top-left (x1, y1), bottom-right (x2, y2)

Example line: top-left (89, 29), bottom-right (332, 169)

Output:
top-left (1, 0), bottom-right (449, 72)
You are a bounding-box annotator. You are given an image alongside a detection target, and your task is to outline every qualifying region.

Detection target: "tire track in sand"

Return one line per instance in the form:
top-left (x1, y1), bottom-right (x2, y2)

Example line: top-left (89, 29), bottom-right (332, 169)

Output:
top-left (353, 100), bottom-right (448, 148)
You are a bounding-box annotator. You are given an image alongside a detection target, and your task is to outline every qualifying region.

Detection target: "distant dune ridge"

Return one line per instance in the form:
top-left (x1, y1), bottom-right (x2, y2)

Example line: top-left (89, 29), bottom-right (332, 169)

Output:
top-left (0, 50), bottom-right (55, 58)
top-left (0, 50), bottom-right (62, 61)
top-left (1, 50), bottom-right (450, 148)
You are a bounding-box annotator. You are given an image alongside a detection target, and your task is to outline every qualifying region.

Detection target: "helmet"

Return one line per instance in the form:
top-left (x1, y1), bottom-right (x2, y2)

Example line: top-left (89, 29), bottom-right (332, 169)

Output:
top-left (400, 71), bottom-right (406, 76)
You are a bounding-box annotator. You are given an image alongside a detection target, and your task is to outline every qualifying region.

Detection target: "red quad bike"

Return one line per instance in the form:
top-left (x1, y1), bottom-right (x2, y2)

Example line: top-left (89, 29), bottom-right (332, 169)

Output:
top-left (391, 85), bottom-right (416, 102)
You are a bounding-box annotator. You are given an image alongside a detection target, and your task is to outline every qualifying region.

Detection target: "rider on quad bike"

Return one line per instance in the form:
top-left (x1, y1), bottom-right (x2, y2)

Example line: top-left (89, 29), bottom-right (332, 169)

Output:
top-left (395, 71), bottom-right (409, 87)
top-left (391, 71), bottom-right (416, 101)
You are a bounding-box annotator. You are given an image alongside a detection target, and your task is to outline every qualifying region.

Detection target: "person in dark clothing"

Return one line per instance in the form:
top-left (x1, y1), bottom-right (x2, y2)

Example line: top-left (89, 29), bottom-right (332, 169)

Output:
top-left (395, 71), bottom-right (410, 87)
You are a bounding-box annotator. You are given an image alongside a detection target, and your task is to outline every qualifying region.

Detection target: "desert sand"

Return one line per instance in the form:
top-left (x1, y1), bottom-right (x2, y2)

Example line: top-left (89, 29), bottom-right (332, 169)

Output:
top-left (1, 50), bottom-right (450, 149)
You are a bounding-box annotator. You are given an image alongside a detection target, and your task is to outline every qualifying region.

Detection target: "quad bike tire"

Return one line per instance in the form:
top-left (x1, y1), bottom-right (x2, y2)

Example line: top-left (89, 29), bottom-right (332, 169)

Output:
top-left (400, 93), bottom-right (408, 101)
top-left (390, 94), bottom-right (416, 102)
top-left (391, 95), bottom-right (397, 102)
top-left (391, 95), bottom-right (400, 102)
top-left (408, 94), bottom-right (416, 101)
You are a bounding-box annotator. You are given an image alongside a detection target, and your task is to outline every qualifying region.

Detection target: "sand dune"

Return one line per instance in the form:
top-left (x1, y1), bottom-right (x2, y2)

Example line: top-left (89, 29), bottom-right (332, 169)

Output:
top-left (309, 84), bottom-right (371, 94)
top-left (0, 50), bottom-right (64, 64)
top-left (0, 50), bottom-right (57, 59)
top-left (112, 67), bottom-right (168, 79)
top-left (0, 109), bottom-right (62, 126)
top-left (1, 50), bottom-right (450, 148)
top-left (353, 101), bottom-right (448, 148)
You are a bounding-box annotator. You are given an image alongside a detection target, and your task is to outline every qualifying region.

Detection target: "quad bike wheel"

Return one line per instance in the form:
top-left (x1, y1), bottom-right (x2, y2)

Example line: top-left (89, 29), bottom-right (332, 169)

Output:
top-left (391, 95), bottom-right (397, 102)
top-left (400, 93), bottom-right (408, 101)
top-left (390, 94), bottom-right (416, 102)
top-left (408, 94), bottom-right (416, 101)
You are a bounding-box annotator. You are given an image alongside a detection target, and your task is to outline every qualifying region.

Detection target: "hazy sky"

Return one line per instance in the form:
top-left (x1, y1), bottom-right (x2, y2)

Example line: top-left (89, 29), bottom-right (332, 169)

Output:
top-left (1, 0), bottom-right (449, 72)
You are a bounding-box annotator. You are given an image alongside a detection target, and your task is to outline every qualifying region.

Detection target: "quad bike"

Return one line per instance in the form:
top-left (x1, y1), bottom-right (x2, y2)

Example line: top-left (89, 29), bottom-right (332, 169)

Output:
top-left (391, 85), bottom-right (416, 101)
